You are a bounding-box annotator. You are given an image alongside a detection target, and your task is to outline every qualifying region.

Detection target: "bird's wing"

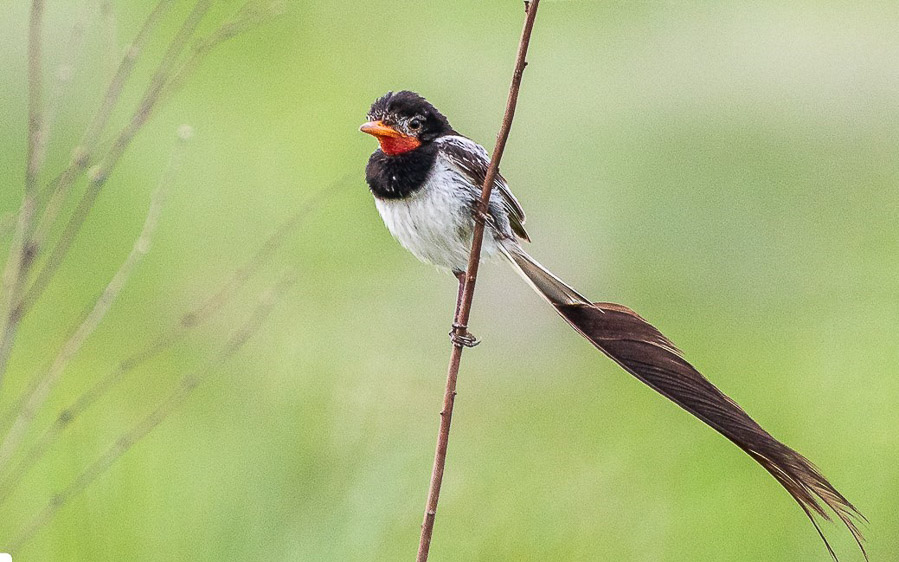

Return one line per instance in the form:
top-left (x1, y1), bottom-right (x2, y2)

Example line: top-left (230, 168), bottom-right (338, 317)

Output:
top-left (493, 173), bottom-right (529, 241)
top-left (437, 135), bottom-right (530, 241)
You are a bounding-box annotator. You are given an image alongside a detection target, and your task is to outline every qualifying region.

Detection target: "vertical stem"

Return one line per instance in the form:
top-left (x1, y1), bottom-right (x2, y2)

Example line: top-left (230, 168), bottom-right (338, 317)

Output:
top-left (416, 2), bottom-right (541, 560)
top-left (0, 129), bottom-right (189, 473)
top-left (32, 0), bottom-right (174, 255)
top-left (24, 0), bottom-right (45, 197)
top-left (21, 0), bottom-right (209, 316)
top-left (0, 0), bottom-right (45, 394)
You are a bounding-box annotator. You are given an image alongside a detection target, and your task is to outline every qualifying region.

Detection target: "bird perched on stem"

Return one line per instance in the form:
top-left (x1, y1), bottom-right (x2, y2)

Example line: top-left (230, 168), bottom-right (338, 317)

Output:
top-left (361, 90), bottom-right (866, 560)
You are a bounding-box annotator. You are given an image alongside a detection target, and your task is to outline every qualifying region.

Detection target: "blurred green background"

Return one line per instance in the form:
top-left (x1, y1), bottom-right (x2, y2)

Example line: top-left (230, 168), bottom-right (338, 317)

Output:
top-left (1, 1), bottom-right (897, 560)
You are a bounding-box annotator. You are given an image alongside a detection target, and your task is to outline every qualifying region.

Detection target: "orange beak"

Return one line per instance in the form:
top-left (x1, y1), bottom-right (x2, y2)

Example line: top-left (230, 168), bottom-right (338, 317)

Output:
top-left (360, 120), bottom-right (421, 155)
top-left (360, 120), bottom-right (403, 138)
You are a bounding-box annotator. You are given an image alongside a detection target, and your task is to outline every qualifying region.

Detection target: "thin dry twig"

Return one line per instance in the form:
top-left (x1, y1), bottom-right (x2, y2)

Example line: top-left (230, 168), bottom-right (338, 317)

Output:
top-left (0, 175), bottom-right (350, 503)
top-left (6, 274), bottom-right (295, 553)
top-left (416, 2), bottom-right (541, 560)
top-left (0, 0), bottom-right (47, 394)
top-left (21, 0), bottom-right (210, 318)
top-left (33, 0), bottom-right (91, 180)
top-left (0, 1), bottom-right (175, 400)
top-left (0, 214), bottom-right (14, 238)
top-left (29, 1), bottom-right (280, 283)
top-left (30, 0), bottom-right (175, 255)
top-left (161, 1), bottom-right (286, 103)
top-left (1, 1), bottom-right (283, 398)
top-left (0, 128), bottom-right (191, 473)
top-left (78, 1), bottom-right (285, 179)
top-left (23, 0), bottom-right (45, 200)
top-left (100, 0), bottom-right (119, 80)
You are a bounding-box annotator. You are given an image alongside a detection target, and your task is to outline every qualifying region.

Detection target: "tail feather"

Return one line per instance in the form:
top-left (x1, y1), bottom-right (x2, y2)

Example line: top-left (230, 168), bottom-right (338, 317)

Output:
top-left (500, 242), bottom-right (589, 306)
top-left (501, 243), bottom-right (866, 560)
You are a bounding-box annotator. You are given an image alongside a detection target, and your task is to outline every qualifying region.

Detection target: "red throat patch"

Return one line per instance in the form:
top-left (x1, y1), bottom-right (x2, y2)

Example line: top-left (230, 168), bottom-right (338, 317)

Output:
top-left (378, 135), bottom-right (421, 156)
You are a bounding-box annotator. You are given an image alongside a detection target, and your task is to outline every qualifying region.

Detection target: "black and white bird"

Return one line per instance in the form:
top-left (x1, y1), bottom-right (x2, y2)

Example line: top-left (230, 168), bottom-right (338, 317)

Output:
top-left (361, 90), bottom-right (865, 560)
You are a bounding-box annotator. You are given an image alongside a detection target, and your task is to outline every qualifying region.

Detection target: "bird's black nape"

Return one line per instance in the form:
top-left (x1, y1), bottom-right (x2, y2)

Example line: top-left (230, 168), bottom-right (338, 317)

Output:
top-left (367, 91), bottom-right (454, 142)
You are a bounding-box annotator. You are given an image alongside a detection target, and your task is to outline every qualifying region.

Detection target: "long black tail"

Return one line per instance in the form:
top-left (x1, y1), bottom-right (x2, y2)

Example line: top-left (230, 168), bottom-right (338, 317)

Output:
top-left (500, 242), bottom-right (866, 561)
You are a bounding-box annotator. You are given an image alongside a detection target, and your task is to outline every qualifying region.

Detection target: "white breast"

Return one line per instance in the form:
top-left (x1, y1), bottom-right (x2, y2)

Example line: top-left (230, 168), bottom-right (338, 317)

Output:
top-left (374, 153), bottom-right (503, 272)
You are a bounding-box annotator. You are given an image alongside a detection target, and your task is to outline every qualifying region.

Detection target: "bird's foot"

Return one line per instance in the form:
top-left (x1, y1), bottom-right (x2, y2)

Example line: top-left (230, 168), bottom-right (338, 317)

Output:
top-left (449, 323), bottom-right (480, 348)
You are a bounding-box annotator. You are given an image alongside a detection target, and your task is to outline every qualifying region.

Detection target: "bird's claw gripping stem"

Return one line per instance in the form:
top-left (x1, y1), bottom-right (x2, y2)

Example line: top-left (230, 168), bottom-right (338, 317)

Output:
top-left (449, 322), bottom-right (480, 348)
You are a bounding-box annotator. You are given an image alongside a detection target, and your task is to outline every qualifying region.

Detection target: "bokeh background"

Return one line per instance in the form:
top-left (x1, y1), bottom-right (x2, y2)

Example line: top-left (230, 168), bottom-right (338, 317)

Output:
top-left (1, 1), bottom-right (897, 560)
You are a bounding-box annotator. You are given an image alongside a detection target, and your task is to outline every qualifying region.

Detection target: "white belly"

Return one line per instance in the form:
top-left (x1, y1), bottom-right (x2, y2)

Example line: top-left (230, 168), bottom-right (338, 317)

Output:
top-left (374, 159), bottom-right (501, 272)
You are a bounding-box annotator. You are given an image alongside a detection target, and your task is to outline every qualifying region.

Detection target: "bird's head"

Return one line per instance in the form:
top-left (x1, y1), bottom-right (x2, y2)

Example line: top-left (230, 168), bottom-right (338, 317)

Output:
top-left (360, 91), bottom-right (453, 156)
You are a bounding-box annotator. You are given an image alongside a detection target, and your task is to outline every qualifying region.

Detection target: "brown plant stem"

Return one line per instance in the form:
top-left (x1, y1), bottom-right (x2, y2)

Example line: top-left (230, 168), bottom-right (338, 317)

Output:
top-left (161, 1), bottom-right (287, 104)
top-left (100, 0), bottom-right (119, 80)
top-left (20, 0), bottom-right (211, 318)
top-left (0, 1), bottom-right (176, 403)
top-left (23, 0), bottom-right (45, 198)
top-left (0, 214), bottom-right (13, 238)
top-left (0, 175), bottom-right (350, 503)
top-left (416, 2), bottom-right (541, 560)
top-left (21, 1), bottom-right (281, 320)
top-left (6, 274), bottom-right (295, 553)
top-left (0, 129), bottom-right (190, 473)
top-left (33, 0), bottom-right (91, 180)
top-left (30, 0), bottom-right (175, 256)
top-left (0, 0), bottom-right (46, 394)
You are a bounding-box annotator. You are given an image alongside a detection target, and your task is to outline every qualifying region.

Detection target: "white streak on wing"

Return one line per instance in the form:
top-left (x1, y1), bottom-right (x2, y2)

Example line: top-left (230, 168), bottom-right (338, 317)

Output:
top-left (435, 136), bottom-right (527, 231)
top-left (438, 135), bottom-right (490, 158)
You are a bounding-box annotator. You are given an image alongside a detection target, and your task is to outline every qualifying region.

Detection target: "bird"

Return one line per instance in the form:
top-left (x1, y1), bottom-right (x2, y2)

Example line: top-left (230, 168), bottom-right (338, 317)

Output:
top-left (360, 90), bottom-right (866, 560)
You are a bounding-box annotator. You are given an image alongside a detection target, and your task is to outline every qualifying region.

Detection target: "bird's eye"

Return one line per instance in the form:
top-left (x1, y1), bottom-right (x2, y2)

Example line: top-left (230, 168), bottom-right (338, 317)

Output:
top-left (409, 118), bottom-right (422, 131)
